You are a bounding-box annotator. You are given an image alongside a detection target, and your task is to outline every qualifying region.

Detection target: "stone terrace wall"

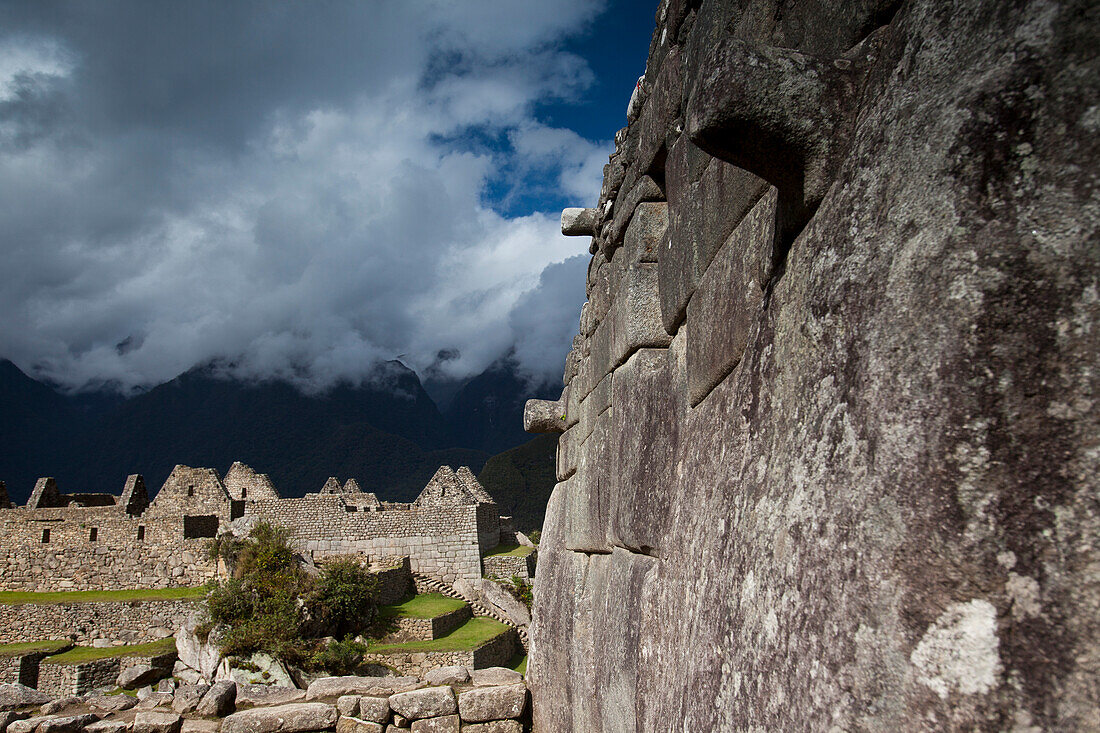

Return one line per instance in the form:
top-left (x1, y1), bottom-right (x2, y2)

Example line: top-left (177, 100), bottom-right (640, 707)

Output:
top-left (37, 651), bottom-right (176, 696)
top-left (389, 606), bottom-right (472, 641)
top-left (371, 562), bottom-right (414, 606)
top-left (0, 506), bottom-right (217, 592)
top-left (0, 599), bottom-right (197, 645)
top-left (483, 554), bottom-right (535, 581)
top-left (527, 0), bottom-right (1100, 731)
top-left (362, 629), bottom-right (516, 679)
top-left (0, 657), bottom-right (20, 686)
top-left (37, 658), bottom-right (119, 697)
top-left (470, 629), bottom-right (517, 670)
top-left (246, 497), bottom-right (485, 583)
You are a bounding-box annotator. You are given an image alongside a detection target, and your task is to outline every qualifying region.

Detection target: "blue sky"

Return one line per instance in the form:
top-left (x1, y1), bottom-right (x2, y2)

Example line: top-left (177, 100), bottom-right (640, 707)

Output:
top-left (0, 0), bottom-right (658, 393)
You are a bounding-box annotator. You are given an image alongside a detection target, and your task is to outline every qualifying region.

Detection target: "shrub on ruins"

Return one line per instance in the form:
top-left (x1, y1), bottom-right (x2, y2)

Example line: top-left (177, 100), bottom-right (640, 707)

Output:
top-left (204, 522), bottom-right (313, 661)
top-left (505, 575), bottom-right (533, 611)
top-left (305, 558), bottom-right (380, 640)
top-left (208, 522), bottom-right (296, 579)
top-left (203, 522), bottom-right (382, 667)
top-left (310, 638), bottom-right (369, 675)
top-left (206, 575), bottom-right (307, 661)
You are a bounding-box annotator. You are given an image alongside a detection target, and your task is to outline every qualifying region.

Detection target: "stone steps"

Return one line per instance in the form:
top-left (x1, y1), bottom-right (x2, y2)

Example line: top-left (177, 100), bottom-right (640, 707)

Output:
top-left (411, 573), bottom-right (529, 651)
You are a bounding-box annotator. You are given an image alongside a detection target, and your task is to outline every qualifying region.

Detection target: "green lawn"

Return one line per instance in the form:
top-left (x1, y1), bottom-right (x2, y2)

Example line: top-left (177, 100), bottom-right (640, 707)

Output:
top-left (42, 638), bottom-right (176, 665)
top-left (482, 543), bottom-right (534, 558)
top-left (368, 617), bottom-right (508, 653)
top-left (508, 652), bottom-right (527, 675)
top-left (0, 587), bottom-right (205, 605)
top-left (378, 592), bottom-right (466, 620)
top-left (0, 640), bottom-right (71, 658)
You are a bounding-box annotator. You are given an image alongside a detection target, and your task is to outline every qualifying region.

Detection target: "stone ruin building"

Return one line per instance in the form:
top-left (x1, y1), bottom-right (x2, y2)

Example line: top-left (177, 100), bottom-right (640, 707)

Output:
top-left (0, 462), bottom-right (524, 592)
top-left (522, 0), bottom-right (1099, 730)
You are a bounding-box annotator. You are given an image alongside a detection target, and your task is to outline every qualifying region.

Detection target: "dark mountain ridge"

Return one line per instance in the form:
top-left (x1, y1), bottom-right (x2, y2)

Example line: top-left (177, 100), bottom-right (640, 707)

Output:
top-left (0, 357), bottom-right (557, 506)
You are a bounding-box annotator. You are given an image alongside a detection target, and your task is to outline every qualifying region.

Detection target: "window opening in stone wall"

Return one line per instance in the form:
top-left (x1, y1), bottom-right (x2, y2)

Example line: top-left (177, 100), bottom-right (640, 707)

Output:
top-left (89, 527), bottom-right (97, 542)
top-left (137, 526), bottom-right (145, 541)
top-left (183, 515), bottom-right (219, 539)
top-left (41, 529), bottom-right (50, 543)
top-left (187, 486), bottom-right (195, 497)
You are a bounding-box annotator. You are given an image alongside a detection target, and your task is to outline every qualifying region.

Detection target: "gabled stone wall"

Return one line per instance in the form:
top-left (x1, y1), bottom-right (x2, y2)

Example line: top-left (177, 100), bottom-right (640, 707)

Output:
top-left (0, 463), bottom-right (514, 591)
top-left (145, 466), bottom-right (233, 521)
top-left (0, 505), bottom-right (217, 592)
top-left (223, 462), bottom-right (280, 502)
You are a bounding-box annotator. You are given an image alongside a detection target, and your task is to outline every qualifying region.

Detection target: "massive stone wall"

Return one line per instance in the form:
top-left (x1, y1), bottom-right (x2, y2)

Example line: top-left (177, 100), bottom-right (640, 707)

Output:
top-left (527, 0), bottom-right (1100, 730)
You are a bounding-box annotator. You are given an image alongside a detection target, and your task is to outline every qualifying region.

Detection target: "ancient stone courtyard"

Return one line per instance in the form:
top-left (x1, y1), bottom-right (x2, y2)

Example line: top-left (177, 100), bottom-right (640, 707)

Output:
top-left (1, 0), bottom-right (1098, 731)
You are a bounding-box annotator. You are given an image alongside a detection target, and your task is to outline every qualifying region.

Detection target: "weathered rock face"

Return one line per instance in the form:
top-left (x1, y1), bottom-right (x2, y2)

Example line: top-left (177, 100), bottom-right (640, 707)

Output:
top-left (528, 0), bottom-right (1100, 731)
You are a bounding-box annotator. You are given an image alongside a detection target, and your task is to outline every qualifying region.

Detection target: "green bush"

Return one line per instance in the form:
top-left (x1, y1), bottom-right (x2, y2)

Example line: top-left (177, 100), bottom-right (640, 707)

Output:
top-left (203, 523), bottom-right (383, 665)
top-left (204, 523), bottom-right (312, 661)
top-left (311, 639), bottom-right (368, 675)
top-left (308, 559), bottom-right (380, 639)
top-left (507, 575), bottom-right (533, 611)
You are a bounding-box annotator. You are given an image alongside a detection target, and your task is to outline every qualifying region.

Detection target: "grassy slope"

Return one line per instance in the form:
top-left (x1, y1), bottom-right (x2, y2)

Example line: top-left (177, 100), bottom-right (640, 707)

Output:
top-left (378, 593), bottom-right (466, 620)
top-left (367, 617), bottom-right (508, 653)
top-left (0, 588), bottom-right (205, 605)
top-left (477, 433), bottom-right (558, 534)
top-left (43, 638), bottom-right (176, 665)
top-left (483, 543), bottom-right (534, 558)
top-left (0, 640), bottom-right (71, 658)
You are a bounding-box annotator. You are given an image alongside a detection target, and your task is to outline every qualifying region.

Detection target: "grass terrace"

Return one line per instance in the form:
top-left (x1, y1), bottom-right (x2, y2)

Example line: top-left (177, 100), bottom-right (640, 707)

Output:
top-left (482, 543), bottom-right (534, 558)
top-left (367, 617), bottom-right (508, 654)
top-left (0, 640), bottom-right (71, 658)
top-left (42, 638), bottom-right (176, 665)
top-left (0, 587), bottom-right (205, 605)
top-left (377, 592), bottom-right (466, 620)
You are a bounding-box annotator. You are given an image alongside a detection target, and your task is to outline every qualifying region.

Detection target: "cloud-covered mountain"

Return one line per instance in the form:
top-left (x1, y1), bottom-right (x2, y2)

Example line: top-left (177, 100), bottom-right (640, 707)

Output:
top-left (0, 357), bottom-right (555, 505)
top-left (0, 1), bottom-right (614, 394)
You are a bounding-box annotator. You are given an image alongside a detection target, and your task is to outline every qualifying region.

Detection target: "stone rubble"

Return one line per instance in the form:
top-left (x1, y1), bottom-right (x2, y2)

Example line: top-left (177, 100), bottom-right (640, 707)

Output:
top-left (0, 666), bottom-right (528, 733)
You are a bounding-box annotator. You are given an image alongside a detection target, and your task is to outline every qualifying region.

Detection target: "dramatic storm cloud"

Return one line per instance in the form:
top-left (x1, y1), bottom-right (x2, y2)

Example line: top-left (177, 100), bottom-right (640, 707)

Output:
top-left (0, 0), bottom-right (617, 392)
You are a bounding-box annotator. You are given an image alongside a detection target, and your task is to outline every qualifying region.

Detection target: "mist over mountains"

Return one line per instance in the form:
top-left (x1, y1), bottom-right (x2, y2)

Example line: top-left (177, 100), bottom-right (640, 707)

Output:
top-left (0, 357), bottom-right (559, 510)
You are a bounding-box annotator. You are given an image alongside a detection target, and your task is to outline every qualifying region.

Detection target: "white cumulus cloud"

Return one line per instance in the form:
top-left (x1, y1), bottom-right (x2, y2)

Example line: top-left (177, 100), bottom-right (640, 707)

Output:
top-left (0, 0), bottom-right (611, 393)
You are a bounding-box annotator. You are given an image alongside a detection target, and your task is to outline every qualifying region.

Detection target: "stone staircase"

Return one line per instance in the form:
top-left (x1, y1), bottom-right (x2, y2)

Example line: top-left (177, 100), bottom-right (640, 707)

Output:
top-left (412, 572), bottom-right (529, 651)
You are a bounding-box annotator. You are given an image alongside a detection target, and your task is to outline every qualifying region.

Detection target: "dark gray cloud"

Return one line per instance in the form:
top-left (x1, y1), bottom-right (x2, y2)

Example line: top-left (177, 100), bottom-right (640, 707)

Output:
top-left (0, 0), bottom-right (608, 392)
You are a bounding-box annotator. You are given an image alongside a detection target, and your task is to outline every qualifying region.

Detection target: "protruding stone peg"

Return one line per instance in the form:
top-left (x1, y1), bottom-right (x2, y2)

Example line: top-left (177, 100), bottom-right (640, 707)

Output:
top-left (561, 208), bottom-right (599, 236)
top-left (524, 398), bottom-right (567, 434)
